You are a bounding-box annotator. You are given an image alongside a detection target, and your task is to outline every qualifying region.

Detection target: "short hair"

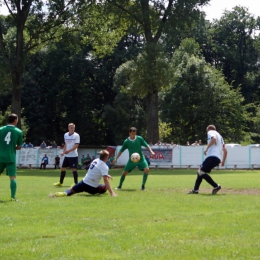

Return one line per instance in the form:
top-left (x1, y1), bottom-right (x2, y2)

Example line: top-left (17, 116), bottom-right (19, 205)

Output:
top-left (207, 125), bottom-right (216, 131)
top-left (68, 123), bottom-right (75, 127)
top-left (8, 114), bottom-right (18, 123)
top-left (129, 127), bottom-right (137, 133)
top-left (99, 150), bottom-right (109, 160)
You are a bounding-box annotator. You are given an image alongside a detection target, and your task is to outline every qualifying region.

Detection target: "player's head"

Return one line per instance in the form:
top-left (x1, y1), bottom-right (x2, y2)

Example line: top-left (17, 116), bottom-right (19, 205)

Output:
top-left (99, 150), bottom-right (109, 161)
top-left (207, 125), bottom-right (216, 131)
top-left (8, 114), bottom-right (18, 125)
top-left (68, 123), bottom-right (75, 132)
top-left (129, 127), bottom-right (137, 134)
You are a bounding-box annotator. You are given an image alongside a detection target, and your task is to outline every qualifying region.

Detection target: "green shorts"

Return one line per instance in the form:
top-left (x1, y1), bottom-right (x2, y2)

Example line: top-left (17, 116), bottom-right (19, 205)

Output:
top-left (124, 159), bottom-right (149, 172)
top-left (0, 162), bottom-right (17, 177)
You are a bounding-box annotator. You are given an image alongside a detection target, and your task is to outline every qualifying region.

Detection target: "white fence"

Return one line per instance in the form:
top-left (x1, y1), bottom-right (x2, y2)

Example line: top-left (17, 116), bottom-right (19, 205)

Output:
top-left (115, 145), bottom-right (260, 169)
top-left (16, 146), bottom-right (260, 169)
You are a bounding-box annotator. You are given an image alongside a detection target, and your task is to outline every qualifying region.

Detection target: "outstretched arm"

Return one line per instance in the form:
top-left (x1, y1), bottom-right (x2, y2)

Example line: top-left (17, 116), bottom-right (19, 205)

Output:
top-left (112, 151), bottom-right (122, 164)
top-left (103, 176), bottom-right (117, 196)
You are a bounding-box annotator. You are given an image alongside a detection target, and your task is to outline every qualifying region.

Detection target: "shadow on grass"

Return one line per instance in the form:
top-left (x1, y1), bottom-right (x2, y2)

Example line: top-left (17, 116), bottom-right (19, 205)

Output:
top-left (16, 168), bottom-right (259, 177)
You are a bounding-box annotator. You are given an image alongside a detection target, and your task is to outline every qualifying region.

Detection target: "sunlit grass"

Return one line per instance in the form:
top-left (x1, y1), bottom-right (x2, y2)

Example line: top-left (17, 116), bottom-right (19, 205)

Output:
top-left (0, 168), bottom-right (260, 259)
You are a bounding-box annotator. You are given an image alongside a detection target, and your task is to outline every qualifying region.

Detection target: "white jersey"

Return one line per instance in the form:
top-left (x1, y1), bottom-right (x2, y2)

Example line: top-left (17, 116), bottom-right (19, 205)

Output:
top-left (83, 158), bottom-right (109, 188)
top-left (64, 132), bottom-right (80, 157)
top-left (207, 130), bottom-right (225, 160)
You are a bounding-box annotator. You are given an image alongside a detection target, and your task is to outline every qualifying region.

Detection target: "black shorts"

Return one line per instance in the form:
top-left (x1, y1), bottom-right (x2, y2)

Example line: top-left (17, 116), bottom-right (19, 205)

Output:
top-left (201, 156), bottom-right (221, 173)
top-left (72, 180), bottom-right (107, 195)
top-left (62, 157), bottom-right (78, 169)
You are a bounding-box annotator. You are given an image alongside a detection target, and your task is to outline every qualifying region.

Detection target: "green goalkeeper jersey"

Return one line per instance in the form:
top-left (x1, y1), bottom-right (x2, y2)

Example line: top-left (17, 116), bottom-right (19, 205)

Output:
top-left (0, 125), bottom-right (23, 163)
top-left (120, 135), bottom-right (148, 161)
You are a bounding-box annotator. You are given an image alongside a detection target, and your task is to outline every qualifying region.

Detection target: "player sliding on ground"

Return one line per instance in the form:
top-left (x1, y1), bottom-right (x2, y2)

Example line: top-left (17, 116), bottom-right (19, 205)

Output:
top-left (113, 127), bottom-right (155, 190)
top-left (53, 150), bottom-right (117, 197)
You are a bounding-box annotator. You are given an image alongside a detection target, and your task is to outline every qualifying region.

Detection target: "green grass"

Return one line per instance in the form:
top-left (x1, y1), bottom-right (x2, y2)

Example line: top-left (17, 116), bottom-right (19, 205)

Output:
top-left (1, 168), bottom-right (260, 259)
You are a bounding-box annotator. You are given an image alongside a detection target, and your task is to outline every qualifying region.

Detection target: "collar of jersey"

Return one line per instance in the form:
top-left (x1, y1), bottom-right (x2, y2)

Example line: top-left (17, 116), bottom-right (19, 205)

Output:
top-left (128, 136), bottom-right (137, 141)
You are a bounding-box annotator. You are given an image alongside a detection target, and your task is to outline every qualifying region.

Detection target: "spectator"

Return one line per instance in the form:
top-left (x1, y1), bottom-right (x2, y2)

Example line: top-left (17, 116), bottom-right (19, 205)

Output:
top-left (52, 141), bottom-right (58, 148)
top-left (81, 155), bottom-right (86, 165)
top-left (54, 155), bottom-right (60, 169)
top-left (186, 141), bottom-right (190, 146)
top-left (85, 154), bottom-right (92, 170)
top-left (27, 142), bottom-right (34, 148)
top-left (199, 140), bottom-right (203, 145)
top-left (22, 142), bottom-right (28, 148)
top-left (191, 141), bottom-right (199, 146)
top-left (40, 141), bottom-right (47, 148)
top-left (40, 154), bottom-right (49, 169)
top-left (91, 155), bottom-right (95, 161)
top-left (155, 140), bottom-right (162, 145)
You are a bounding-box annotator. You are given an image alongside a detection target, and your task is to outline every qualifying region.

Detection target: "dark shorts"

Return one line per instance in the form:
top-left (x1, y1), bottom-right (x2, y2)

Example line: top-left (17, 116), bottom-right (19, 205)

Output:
top-left (201, 156), bottom-right (221, 173)
top-left (72, 180), bottom-right (107, 195)
top-left (62, 157), bottom-right (78, 169)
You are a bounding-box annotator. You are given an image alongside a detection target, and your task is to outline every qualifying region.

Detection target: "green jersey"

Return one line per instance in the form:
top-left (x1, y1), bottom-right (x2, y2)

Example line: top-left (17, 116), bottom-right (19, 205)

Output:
top-left (0, 125), bottom-right (23, 163)
top-left (120, 135), bottom-right (148, 161)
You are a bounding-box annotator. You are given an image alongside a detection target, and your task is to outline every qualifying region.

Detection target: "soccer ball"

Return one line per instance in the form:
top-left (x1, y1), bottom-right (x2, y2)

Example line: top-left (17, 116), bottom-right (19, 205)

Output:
top-left (131, 153), bottom-right (140, 163)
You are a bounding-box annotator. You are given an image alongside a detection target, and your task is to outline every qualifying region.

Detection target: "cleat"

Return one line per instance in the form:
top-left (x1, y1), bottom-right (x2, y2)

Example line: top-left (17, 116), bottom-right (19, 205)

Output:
top-left (11, 198), bottom-right (18, 202)
top-left (212, 185), bottom-right (221, 195)
top-left (54, 192), bottom-right (67, 197)
top-left (188, 190), bottom-right (199, 194)
top-left (53, 182), bottom-right (62, 186)
top-left (115, 186), bottom-right (121, 190)
top-left (141, 185), bottom-right (145, 191)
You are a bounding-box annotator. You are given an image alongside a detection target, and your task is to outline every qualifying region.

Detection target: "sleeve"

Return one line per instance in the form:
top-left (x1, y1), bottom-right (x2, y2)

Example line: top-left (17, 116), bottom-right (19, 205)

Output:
top-left (100, 164), bottom-right (109, 176)
top-left (140, 136), bottom-right (148, 147)
top-left (119, 140), bottom-right (127, 152)
top-left (18, 131), bottom-right (23, 146)
top-left (75, 133), bottom-right (80, 144)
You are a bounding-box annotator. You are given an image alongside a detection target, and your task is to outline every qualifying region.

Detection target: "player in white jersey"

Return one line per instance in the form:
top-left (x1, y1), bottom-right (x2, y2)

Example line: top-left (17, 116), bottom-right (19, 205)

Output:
top-left (188, 125), bottom-right (227, 195)
top-left (53, 123), bottom-right (80, 186)
top-left (53, 150), bottom-right (117, 197)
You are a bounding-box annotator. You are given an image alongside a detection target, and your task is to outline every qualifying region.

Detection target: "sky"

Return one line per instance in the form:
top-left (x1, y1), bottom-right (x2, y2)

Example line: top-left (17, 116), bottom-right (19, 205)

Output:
top-left (202, 0), bottom-right (260, 21)
top-left (1, 0), bottom-right (260, 20)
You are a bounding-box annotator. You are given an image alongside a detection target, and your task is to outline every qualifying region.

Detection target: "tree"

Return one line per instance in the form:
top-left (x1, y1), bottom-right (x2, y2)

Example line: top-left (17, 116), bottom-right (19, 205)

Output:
top-left (0, 0), bottom-right (83, 128)
top-left (160, 38), bottom-right (250, 144)
top-left (206, 6), bottom-right (260, 103)
top-left (103, 0), bottom-right (209, 143)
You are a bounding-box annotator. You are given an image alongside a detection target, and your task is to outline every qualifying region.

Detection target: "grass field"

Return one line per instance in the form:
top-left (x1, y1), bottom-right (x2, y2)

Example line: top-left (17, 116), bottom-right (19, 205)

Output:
top-left (0, 168), bottom-right (260, 260)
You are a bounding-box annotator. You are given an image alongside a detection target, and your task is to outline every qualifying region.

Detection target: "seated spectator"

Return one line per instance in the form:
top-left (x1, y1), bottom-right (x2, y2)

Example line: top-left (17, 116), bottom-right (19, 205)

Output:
top-left (22, 142), bottom-right (28, 148)
top-left (54, 155), bottom-right (60, 169)
top-left (191, 141), bottom-right (199, 146)
top-left (106, 156), bottom-right (115, 169)
top-left (199, 140), bottom-right (203, 145)
top-left (27, 142), bottom-right (34, 148)
top-left (186, 141), bottom-right (190, 146)
top-left (84, 154), bottom-right (92, 170)
top-left (40, 141), bottom-right (47, 148)
top-left (91, 156), bottom-right (95, 161)
top-left (155, 140), bottom-right (162, 145)
top-left (40, 154), bottom-right (49, 169)
top-left (52, 141), bottom-right (58, 148)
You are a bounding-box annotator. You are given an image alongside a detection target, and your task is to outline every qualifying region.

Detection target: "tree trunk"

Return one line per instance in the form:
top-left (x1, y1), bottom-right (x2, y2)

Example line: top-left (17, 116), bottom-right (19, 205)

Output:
top-left (147, 91), bottom-right (159, 144)
top-left (11, 74), bottom-right (22, 129)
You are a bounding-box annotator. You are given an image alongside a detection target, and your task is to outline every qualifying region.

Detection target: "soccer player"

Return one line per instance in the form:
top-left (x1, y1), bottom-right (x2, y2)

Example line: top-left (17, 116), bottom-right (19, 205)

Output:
top-left (113, 127), bottom-right (155, 190)
top-left (0, 114), bottom-right (23, 201)
top-left (54, 150), bottom-right (117, 197)
top-left (53, 123), bottom-right (80, 186)
top-left (188, 125), bottom-right (228, 195)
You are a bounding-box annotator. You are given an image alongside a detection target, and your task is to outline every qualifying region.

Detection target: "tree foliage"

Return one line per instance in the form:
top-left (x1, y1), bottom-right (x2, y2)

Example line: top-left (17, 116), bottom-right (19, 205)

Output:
top-left (160, 38), bottom-right (250, 144)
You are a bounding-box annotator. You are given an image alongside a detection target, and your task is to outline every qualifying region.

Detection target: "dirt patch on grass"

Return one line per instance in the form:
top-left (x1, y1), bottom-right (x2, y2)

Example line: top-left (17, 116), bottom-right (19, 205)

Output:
top-left (199, 188), bottom-right (260, 195)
